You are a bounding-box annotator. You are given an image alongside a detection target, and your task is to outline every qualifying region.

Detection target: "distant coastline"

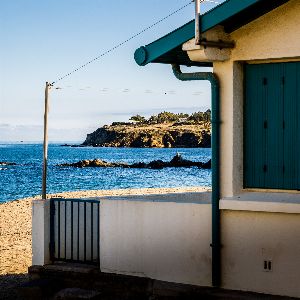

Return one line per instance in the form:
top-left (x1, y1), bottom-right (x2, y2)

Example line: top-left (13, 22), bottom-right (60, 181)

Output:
top-left (80, 111), bottom-right (211, 148)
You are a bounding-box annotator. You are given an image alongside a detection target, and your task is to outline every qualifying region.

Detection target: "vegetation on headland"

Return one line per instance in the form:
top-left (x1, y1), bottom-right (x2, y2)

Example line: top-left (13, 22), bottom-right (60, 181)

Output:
top-left (82, 110), bottom-right (211, 148)
top-left (128, 110), bottom-right (211, 124)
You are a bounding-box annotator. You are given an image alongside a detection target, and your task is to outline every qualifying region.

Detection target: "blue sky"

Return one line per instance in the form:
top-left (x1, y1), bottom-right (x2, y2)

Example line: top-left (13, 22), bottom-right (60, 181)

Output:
top-left (0, 0), bottom-right (222, 142)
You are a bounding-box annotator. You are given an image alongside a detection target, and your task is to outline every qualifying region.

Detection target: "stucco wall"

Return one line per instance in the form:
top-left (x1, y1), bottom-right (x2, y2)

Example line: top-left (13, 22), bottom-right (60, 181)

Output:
top-left (183, 1), bottom-right (300, 297)
top-left (212, 2), bottom-right (300, 297)
top-left (32, 194), bottom-right (300, 297)
top-left (221, 209), bottom-right (300, 298)
top-left (211, 0), bottom-right (300, 197)
top-left (100, 193), bottom-right (212, 286)
top-left (32, 199), bottom-right (51, 266)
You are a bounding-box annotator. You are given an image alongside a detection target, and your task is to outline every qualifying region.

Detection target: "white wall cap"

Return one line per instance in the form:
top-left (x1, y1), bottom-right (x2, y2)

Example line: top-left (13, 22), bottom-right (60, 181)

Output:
top-left (220, 192), bottom-right (300, 214)
top-left (101, 191), bottom-right (212, 204)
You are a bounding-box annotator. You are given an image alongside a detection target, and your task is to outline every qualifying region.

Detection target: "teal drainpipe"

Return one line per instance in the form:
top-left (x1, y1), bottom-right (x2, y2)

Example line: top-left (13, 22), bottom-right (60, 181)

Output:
top-left (172, 64), bottom-right (221, 287)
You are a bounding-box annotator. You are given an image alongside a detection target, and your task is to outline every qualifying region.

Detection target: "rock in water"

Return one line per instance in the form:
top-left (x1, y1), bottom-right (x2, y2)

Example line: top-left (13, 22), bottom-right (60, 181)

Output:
top-left (0, 161), bottom-right (17, 166)
top-left (58, 155), bottom-right (211, 169)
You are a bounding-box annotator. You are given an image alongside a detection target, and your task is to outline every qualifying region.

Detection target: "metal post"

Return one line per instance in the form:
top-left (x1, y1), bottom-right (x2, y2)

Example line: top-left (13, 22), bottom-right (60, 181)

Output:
top-left (42, 82), bottom-right (50, 200)
top-left (195, 0), bottom-right (201, 45)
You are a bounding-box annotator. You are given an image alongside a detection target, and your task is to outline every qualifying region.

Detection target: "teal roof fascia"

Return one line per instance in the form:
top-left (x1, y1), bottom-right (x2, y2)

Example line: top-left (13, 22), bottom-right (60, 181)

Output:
top-left (134, 20), bottom-right (194, 66)
top-left (134, 0), bottom-right (289, 66)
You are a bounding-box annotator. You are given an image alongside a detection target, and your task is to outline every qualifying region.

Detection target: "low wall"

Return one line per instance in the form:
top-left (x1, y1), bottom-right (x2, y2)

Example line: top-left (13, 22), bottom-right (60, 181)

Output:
top-left (32, 192), bottom-right (300, 297)
top-left (100, 192), bottom-right (212, 287)
top-left (32, 199), bottom-right (51, 266)
top-left (32, 192), bottom-right (212, 287)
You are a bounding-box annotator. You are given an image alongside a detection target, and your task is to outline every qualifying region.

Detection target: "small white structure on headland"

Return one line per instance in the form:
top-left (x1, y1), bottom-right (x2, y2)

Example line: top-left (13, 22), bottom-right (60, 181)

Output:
top-left (33, 0), bottom-right (300, 298)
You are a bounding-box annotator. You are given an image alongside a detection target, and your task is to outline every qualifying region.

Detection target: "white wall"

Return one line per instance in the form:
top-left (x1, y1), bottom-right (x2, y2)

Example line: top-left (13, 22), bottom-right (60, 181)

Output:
top-left (100, 192), bottom-right (212, 286)
top-left (181, 1), bottom-right (300, 297)
top-left (221, 209), bottom-right (300, 298)
top-left (213, 2), bottom-right (300, 296)
top-left (32, 199), bottom-right (51, 266)
top-left (32, 193), bottom-right (300, 297)
top-left (230, 0), bottom-right (300, 196)
top-left (212, 0), bottom-right (300, 197)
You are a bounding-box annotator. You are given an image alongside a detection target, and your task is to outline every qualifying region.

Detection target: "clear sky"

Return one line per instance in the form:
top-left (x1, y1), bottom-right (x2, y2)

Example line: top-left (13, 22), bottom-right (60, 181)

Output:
top-left (0, 0), bottom-right (223, 142)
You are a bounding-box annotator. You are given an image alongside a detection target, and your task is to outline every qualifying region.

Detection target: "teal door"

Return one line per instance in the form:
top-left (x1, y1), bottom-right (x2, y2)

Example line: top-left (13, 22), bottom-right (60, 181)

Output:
top-left (244, 62), bottom-right (300, 190)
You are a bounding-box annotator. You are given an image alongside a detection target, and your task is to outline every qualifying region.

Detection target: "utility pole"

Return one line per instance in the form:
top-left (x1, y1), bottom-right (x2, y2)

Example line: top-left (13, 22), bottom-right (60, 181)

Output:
top-left (42, 82), bottom-right (51, 200)
top-left (195, 0), bottom-right (201, 45)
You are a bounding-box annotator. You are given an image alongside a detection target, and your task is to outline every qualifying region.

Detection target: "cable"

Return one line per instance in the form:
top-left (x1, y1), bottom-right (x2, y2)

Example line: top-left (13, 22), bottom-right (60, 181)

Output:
top-left (51, 1), bottom-right (194, 85)
top-left (204, 0), bottom-right (220, 3)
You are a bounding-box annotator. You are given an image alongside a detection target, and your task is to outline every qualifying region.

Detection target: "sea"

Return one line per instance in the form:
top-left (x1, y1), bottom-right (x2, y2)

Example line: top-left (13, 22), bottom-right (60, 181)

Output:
top-left (0, 143), bottom-right (211, 203)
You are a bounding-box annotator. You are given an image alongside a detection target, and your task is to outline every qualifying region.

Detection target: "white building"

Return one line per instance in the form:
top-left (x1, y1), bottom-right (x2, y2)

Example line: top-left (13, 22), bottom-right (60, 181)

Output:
top-left (32, 0), bottom-right (300, 298)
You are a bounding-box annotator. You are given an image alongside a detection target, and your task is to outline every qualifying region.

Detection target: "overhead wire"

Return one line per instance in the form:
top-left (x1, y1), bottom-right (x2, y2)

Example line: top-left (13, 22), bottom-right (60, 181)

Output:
top-left (51, 1), bottom-right (195, 85)
top-left (51, 0), bottom-right (219, 86)
top-left (53, 84), bottom-right (204, 96)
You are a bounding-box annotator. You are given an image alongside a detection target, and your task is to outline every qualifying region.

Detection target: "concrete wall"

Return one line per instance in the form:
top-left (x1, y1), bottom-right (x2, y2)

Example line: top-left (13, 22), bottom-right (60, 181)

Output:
top-left (100, 192), bottom-right (212, 287)
top-left (213, 2), bottom-right (300, 296)
top-left (32, 193), bottom-right (212, 287)
top-left (32, 199), bottom-right (51, 266)
top-left (182, 1), bottom-right (300, 297)
top-left (185, 0), bottom-right (300, 197)
top-left (32, 194), bottom-right (300, 297)
top-left (212, 0), bottom-right (300, 197)
top-left (221, 209), bottom-right (300, 298)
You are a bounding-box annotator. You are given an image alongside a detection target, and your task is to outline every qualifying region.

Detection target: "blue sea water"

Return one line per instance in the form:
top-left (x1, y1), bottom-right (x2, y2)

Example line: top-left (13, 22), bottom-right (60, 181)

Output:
top-left (0, 143), bottom-right (211, 203)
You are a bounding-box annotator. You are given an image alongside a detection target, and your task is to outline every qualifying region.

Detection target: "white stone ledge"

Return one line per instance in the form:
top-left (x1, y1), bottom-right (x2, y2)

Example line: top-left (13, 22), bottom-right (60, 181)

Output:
top-left (102, 191), bottom-right (212, 204)
top-left (220, 192), bottom-right (300, 214)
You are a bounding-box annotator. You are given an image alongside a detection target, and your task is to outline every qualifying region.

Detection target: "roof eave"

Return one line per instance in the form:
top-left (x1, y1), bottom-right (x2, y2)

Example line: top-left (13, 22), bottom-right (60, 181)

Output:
top-left (134, 0), bottom-right (289, 67)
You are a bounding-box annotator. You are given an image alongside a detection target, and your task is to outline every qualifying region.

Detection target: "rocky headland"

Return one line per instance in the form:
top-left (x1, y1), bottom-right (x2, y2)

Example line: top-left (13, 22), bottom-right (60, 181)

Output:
top-left (81, 122), bottom-right (211, 148)
top-left (79, 110), bottom-right (211, 148)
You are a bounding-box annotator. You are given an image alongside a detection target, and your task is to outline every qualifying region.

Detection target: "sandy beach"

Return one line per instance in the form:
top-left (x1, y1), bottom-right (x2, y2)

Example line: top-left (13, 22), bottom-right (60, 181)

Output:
top-left (0, 187), bottom-right (208, 276)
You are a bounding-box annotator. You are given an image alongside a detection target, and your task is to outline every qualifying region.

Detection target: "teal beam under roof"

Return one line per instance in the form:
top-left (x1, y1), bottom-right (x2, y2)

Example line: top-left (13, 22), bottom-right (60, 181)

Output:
top-left (134, 0), bottom-right (289, 67)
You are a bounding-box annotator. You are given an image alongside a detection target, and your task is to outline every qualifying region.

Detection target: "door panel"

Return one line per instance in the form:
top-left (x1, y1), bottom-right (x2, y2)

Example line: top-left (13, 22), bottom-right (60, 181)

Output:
top-left (264, 63), bottom-right (284, 189)
top-left (283, 63), bottom-right (300, 189)
top-left (245, 64), bottom-right (266, 187)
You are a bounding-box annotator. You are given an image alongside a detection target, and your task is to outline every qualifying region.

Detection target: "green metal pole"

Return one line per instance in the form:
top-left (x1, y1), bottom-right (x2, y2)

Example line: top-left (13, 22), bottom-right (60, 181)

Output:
top-left (172, 64), bottom-right (221, 287)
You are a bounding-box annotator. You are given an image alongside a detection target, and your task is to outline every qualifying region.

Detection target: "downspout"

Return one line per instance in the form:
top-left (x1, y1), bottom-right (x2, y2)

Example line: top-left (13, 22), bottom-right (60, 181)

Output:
top-left (172, 64), bottom-right (221, 287)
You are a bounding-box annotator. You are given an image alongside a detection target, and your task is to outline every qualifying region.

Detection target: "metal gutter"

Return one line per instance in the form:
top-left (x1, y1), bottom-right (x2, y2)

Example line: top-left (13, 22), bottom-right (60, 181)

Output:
top-left (171, 64), bottom-right (221, 287)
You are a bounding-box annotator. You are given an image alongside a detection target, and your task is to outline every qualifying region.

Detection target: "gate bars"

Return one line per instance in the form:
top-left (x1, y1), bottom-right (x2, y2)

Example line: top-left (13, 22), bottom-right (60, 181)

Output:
top-left (50, 198), bottom-right (100, 265)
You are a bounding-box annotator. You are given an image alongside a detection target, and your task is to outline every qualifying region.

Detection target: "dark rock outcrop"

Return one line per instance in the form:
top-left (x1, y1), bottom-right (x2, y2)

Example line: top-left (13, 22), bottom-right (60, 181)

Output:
top-left (0, 161), bottom-right (16, 166)
top-left (61, 144), bottom-right (84, 148)
top-left (59, 159), bottom-right (128, 168)
top-left (58, 154), bottom-right (211, 170)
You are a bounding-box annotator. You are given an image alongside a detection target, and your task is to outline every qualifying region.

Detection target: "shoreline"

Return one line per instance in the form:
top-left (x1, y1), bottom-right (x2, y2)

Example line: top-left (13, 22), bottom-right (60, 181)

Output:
top-left (0, 187), bottom-right (209, 275)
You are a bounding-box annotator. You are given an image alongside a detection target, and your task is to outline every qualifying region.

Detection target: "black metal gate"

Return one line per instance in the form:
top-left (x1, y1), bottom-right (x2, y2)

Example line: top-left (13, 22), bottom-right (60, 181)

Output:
top-left (50, 198), bottom-right (100, 265)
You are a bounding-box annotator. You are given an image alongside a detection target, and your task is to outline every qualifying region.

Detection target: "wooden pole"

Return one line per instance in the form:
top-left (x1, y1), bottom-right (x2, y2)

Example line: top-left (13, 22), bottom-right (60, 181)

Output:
top-left (42, 82), bottom-right (50, 200)
top-left (195, 0), bottom-right (201, 45)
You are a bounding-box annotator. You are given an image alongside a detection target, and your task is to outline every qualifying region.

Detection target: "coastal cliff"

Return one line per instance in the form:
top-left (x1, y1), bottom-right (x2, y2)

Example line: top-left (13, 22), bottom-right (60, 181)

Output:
top-left (82, 122), bottom-right (211, 148)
